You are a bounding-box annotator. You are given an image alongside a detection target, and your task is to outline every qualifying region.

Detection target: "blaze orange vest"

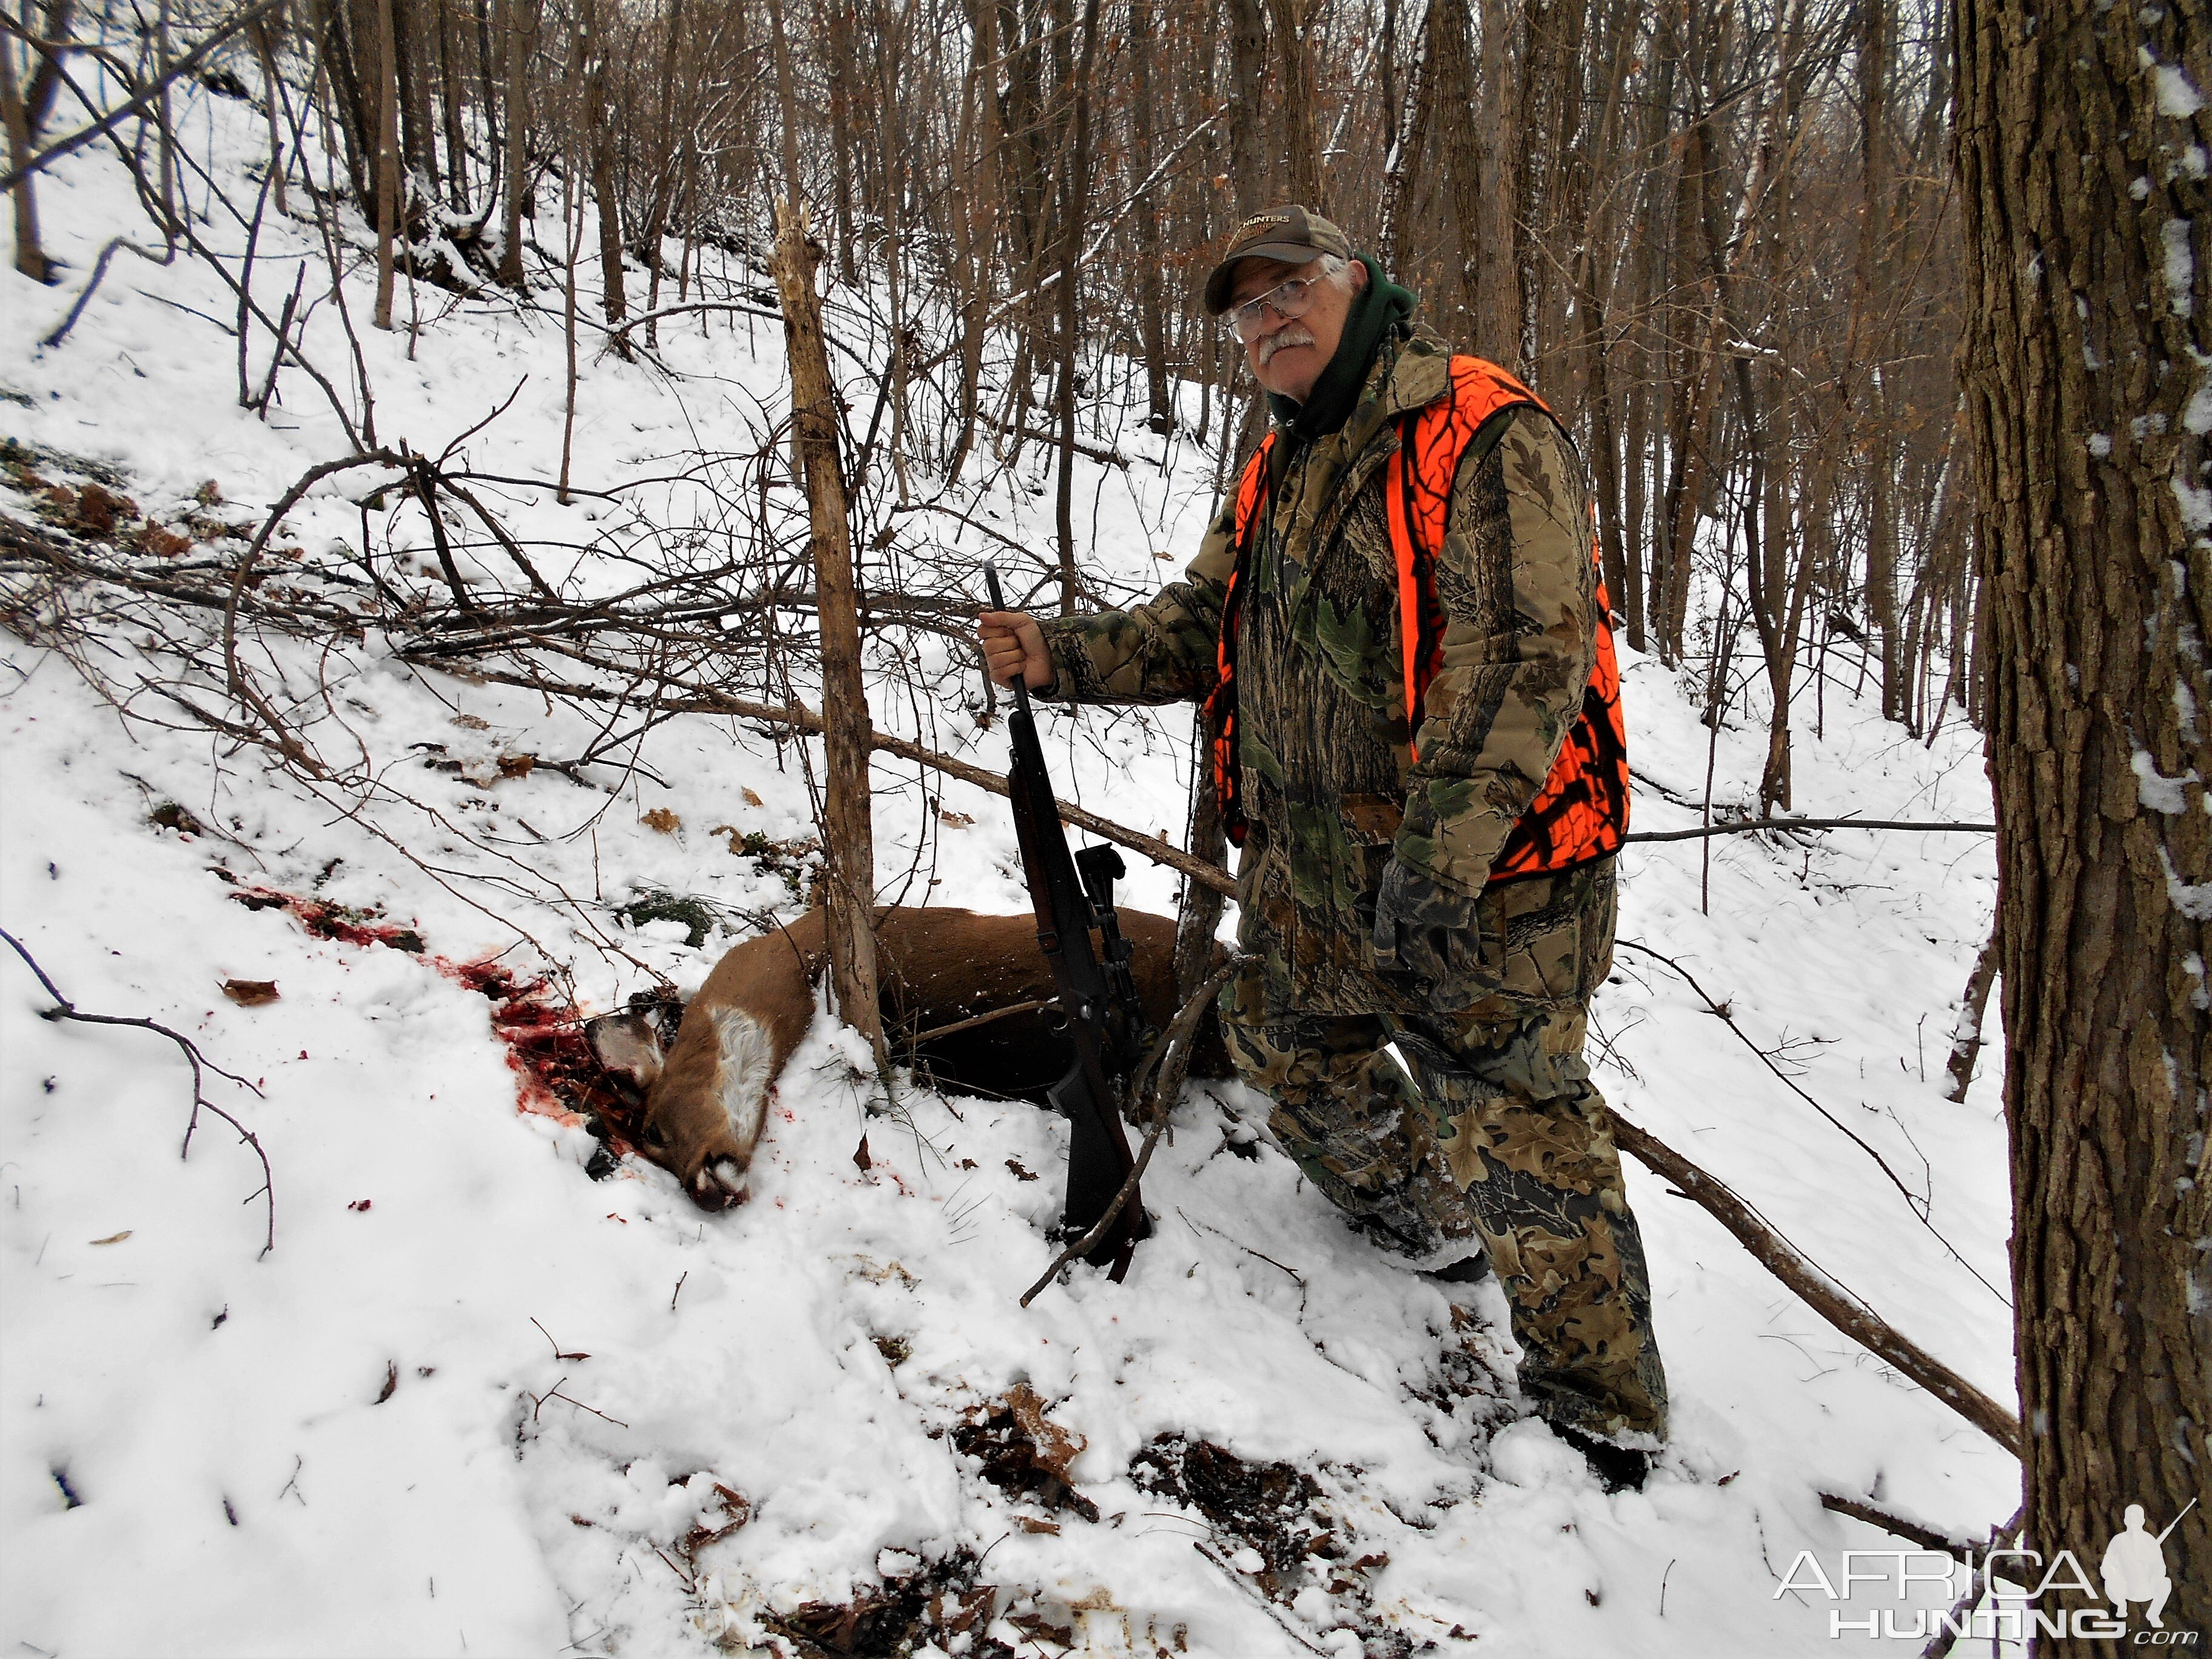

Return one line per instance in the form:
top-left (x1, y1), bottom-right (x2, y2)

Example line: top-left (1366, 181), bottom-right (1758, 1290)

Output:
top-left (1203, 355), bottom-right (1628, 882)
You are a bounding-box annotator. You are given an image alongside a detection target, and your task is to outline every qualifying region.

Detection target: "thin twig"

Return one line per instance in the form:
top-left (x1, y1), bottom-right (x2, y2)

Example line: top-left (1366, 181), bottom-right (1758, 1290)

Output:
top-left (902, 997), bottom-right (1054, 1047)
top-left (1919, 1509), bottom-right (2024, 1659)
top-left (1020, 955), bottom-right (1245, 1307)
top-left (0, 926), bottom-right (274, 1257)
top-left (1625, 816), bottom-right (1995, 843)
top-left (1614, 936), bottom-right (2008, 1302)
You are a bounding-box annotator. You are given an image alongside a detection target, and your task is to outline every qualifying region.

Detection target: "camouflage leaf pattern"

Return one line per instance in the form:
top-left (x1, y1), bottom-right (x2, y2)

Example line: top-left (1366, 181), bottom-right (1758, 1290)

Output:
top-left (1222, 990), bottom-right (1669, 1444)
top-left (1038, 329), bottom-right (1605, 1022)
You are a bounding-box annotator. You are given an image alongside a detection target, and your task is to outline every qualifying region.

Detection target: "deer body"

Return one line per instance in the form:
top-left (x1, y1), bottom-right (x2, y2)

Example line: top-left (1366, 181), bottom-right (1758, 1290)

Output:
top-left (589, 905), bottom-right (1219, 1208)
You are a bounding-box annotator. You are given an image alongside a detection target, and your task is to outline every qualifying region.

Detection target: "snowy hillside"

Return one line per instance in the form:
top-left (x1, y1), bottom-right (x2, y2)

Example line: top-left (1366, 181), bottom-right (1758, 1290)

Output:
top-left (2, 74), bottom-right (2019, 1658)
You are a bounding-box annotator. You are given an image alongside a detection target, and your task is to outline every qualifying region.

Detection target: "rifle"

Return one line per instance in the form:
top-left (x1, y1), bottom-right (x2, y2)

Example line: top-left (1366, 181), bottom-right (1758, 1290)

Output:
top-left (984, 562), bottom-right (1156, 1279)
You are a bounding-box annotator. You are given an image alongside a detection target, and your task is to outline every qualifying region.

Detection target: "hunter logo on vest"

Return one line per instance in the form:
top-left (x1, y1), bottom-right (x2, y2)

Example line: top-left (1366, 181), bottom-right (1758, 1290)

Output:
top-left (1205, 354), bottom-right (1629, 882)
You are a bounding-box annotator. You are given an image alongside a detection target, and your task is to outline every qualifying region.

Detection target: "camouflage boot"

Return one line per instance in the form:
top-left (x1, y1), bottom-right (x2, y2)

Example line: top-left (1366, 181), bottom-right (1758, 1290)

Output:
top-left (1223, 987), bottom-right (1668, 1450)
top-left (1389, 1005), bottom-right (1669, 1449)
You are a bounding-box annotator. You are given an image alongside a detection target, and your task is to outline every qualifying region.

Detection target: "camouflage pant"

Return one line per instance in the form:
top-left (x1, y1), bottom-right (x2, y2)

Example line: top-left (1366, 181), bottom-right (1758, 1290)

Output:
top-left (1222, 997), bottom-right (1668, 1444)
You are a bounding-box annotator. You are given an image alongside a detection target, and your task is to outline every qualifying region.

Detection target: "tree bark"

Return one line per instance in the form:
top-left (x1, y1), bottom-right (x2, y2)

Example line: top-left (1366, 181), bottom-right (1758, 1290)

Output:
top-left (1857, 0), bottom-right (1900, 723)
top-left (769, 198), bottom-right (885, 1059)
top-left (23, 0), bottom-right (76, 140)
top-left (1129, 0), bottom-right (1173, 435)
top-left (372, 0), bottom-right (400, 328)
top-left (0, 14), bottom-right (50, 283)
top-left (1052, 0), bottom-right (1102, 615)
top-left (1472, 0), bottom-right (1518, 366)
top-left (584, 21), bottom-right (626, 328)
top-left (1264, 0), bottom-right (1322, 210)
top-left (495, 0), bottom-right (533, 289)
top-left (1224, 0), bottom-right (1268, 215)
top-left (1955, 0), bottom-right (2212, 1640)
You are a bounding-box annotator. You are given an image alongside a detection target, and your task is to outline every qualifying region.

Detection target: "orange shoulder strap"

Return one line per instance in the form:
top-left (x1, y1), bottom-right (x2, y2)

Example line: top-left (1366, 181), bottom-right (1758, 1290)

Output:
top-left (1383, 357), bottom-right (1549, 752)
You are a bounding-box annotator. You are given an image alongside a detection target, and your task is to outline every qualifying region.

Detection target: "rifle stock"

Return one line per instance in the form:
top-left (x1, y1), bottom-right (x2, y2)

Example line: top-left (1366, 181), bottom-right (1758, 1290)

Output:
top-left (985, 563), bottom-right (1154, 1278)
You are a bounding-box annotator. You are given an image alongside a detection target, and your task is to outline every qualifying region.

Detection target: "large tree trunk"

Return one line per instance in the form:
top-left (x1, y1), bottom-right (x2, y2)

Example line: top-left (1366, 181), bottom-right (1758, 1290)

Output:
top-left (1128, 0), bottom-right (1172, 435)
top-left (1224, 0), bottom-right (1268, 215)
top-left (372, 0), bottom-right (400, 329)
top-left (1472, 0), bottom-right (1518, 366)
top-left (769, 199), bottom-right (885, 1061)
top-left (0, 17), bottom-right (50, 283)
top-left (584, 22), bottom-right (626, 329)
top-left (1857, 0), bottom-right (1900, 723)
top-left (1264, 0), bottom-right (1323, 209)
top-left (495, 0), bottom-right (534, 290)
top-left (1955, 0), bottom-right (2212, 1643)
top-left (1051, 0), bottom-right (1102, 616)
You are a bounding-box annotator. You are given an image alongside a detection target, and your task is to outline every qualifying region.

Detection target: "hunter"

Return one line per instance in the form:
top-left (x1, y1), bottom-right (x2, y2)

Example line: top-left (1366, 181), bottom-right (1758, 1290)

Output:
top-left (977, 206), bottom-right (1665, 1491)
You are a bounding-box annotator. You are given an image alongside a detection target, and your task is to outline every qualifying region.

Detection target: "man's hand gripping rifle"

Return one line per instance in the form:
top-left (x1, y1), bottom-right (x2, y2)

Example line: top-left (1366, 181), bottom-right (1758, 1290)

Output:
top-left (984, 563), bottom-right (1156, 1280)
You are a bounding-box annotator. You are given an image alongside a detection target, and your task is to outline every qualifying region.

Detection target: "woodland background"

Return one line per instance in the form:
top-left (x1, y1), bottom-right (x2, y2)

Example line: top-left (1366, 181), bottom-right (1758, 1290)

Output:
top-left (3, 0), bottom-right (2205, 1647)
top-left (4, 0), bottom-right (1969, 819)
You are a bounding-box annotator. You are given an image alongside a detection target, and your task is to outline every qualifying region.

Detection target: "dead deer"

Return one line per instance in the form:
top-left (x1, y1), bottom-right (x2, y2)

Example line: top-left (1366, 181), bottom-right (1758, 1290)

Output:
top-left (586, 905), bottom-right (1221, 1209)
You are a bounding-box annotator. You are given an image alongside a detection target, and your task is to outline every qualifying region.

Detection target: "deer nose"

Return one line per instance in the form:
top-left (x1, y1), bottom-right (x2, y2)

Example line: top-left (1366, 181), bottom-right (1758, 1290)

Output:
top-left (692, 1159), bottom-right (748, 1210)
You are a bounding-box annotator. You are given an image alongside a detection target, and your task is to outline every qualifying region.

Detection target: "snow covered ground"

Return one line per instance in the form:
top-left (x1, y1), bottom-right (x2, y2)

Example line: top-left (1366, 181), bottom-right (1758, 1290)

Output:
top-left (2, 72), bottom-right (2021, 1658)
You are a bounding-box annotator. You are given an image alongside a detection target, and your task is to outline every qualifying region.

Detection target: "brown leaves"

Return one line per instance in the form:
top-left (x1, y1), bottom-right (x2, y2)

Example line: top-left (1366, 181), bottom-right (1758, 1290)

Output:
top-left (678, 1482), bottom-right (752, 1556)
top-left (774, 1550), bottom-right (996, 1658)
top-left (953, 1383), bottom-right (1098, 1522)
top-left (640, 807), bottom-right (682, 834)
top-left (135, 522), bottom-right (193, 558)
top-left (45, 480), bottom-right (137, 538)
top-left (740, 786), bottom-right (765, 807)
top-left (221, 979), bottom-right (280, 1007)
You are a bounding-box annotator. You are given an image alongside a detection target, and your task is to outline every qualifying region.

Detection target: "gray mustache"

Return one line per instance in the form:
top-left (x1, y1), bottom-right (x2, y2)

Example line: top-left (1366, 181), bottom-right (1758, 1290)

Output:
top-left (1256, 327), bottom-right (1316, 365)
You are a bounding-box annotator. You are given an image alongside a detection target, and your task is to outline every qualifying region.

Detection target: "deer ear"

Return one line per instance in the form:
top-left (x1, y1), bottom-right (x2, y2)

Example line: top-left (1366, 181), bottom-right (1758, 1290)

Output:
top-left (586, 1011), bottom-right (665, 1090)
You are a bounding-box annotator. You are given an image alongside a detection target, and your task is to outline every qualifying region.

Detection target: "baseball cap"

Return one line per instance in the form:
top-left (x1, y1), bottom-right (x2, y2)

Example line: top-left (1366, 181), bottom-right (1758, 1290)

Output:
top-left (1201, 205), bottom-right (1355, 315)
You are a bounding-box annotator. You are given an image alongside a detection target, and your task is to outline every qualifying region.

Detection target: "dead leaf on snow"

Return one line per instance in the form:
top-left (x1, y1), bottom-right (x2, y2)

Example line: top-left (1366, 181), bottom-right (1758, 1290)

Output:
top-left (135, 521), bottom-right (193, 557)
top-left (640, 807), bottom-right (682, 834)
top-left (90, 1230), bottom-right (132, 1245)
top-left (953, 1382), bottom-right (1098, 1521)
top-left (740, 787), bottom-right (764, 807)
top-left (222, 978), bottom-right (281, 1007)
top-left (497, 753), bottom-right (536, 779)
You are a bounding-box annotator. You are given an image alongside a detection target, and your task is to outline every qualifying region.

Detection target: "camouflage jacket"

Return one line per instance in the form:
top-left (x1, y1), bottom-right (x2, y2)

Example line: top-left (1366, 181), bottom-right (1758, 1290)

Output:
top-left (1038, 330), bottom-right (1615, 1020)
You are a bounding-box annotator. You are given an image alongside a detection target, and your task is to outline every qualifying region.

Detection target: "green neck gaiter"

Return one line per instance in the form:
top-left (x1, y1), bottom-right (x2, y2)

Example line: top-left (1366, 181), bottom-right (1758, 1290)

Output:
top-left (1267, 255), bottom-right (1418, 443)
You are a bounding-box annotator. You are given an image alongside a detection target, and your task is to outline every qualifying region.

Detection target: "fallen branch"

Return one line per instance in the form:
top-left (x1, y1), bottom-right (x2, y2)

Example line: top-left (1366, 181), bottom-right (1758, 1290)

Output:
top-left (1942, 922), bottom-right (2001, 1105)
top-left (1624, 816), bottom-right (1995, 844)
top-left (1920, 1509), bottom-right (2024, 1659)
top-left (1020, 954), bottom-right (1247, 1307)
top-left (1818, 1492), bottom-right (1985, 1563)
top-left (1602, 1104), bottom-right (2021, 1455)
top-left (0, 925), bottom-right (275, 1257)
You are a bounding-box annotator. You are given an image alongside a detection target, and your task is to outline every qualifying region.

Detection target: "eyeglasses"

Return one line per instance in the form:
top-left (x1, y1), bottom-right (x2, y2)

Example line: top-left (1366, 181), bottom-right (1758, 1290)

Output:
top-left (1220, 273), bottom-right (1328, 343)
